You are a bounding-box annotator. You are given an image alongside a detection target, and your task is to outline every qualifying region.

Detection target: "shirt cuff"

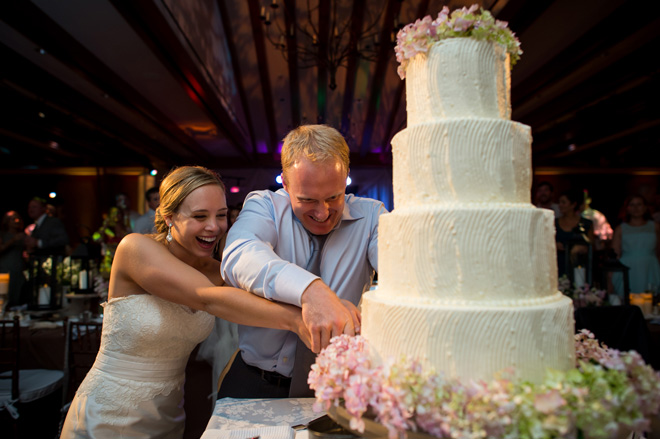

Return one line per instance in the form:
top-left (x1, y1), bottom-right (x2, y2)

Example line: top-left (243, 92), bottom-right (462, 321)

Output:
top-left (272, 263), bottom-right (320, 307)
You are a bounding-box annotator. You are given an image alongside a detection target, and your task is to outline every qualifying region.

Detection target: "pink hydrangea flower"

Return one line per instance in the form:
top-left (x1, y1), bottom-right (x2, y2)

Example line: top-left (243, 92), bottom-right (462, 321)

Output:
top-left (394, 4), bottom-right (522, 79)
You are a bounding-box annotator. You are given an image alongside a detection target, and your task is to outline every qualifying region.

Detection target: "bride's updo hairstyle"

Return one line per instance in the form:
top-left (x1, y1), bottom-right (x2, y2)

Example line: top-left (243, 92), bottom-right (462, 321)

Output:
top-left (153, 166), bottom-right (225, 244)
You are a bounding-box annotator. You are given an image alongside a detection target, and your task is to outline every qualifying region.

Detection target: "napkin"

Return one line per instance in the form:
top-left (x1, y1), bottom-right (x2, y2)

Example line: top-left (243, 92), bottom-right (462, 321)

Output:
top-left (200, 425), bottom-right (295, 439)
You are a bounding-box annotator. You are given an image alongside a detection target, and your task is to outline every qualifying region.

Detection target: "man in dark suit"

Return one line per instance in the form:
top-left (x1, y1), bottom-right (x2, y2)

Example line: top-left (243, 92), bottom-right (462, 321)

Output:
top-left (24, 197), bottom-right (69, 255)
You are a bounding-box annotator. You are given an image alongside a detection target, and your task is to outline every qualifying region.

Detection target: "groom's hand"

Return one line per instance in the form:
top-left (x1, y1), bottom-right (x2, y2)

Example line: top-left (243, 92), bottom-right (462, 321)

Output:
top-left (301, 279), bottom-right (355, 353)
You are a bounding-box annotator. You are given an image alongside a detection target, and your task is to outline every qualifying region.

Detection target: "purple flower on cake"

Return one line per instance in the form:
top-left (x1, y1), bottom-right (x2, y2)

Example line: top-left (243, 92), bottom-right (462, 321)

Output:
top-left (395, 5), bottom-right (522, 79)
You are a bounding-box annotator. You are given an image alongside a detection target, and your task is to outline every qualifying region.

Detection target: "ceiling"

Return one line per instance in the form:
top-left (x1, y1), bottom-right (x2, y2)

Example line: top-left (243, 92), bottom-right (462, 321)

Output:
top-left (0, 0), bottom-right (658, 175)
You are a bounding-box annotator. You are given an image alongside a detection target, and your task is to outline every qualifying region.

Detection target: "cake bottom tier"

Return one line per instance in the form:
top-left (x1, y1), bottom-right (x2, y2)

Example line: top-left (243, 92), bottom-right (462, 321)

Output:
top-left (361, 290), bottom-right (575, 384)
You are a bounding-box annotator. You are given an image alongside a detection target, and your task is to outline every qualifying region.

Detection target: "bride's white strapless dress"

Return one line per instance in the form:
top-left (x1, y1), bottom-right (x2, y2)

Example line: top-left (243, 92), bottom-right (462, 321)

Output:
top-left (61, 294), bottom-right (215, 439)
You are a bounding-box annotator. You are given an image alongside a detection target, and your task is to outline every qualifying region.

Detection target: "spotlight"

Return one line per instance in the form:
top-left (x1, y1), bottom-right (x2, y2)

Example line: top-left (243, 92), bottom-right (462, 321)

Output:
top-left (150, 169), bottom-right (158, 176)
top-left (230, 186), bottom-right (240, 193)
top-left (275, 175), bottom-right (283, 184)
top-left (346, 176), bottom-right (352, 186)
top-left (49, 192), bottom-right (57, 198)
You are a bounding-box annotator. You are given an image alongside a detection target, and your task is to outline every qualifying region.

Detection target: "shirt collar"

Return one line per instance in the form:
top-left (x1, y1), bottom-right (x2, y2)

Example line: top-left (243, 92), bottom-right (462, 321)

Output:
top-left (35, 213), bottom-right (47, 227)
top-left (280, 189), bottom-right (365, 231)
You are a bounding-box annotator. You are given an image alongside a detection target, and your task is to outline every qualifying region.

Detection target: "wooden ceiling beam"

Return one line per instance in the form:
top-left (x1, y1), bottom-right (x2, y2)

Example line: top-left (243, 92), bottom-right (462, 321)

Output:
top-left (514, 18), bottom-right (660, 121)
top-left (217, 0), bottom-right (259, 158)
top-left (0, 43), bottom-right (181, 168)
top-left (110, 0), bottom-right (248, 160)
top-left (339, 0), bottom-right (367, 139)
top-left (316, 1), bottom-right (330, 123)
top-left (0, 1), bottom-right (211, 165)
top-left (246, 0), bottom-right (279, 155)
top-left (383, 0), bottom-right (430, 157)
top-left (284, 0), bottom-right (301, 128)
top-left (359, 0), bottom-right (402, 157)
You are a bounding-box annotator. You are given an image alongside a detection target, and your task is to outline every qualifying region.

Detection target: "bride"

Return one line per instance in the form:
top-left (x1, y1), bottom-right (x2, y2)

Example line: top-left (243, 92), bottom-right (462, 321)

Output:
top-left (61, 166), bottom-right (313, 438)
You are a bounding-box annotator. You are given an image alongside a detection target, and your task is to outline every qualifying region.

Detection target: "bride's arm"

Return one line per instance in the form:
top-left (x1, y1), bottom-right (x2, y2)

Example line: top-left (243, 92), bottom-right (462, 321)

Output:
top-left (110, 233), bottom-right (312, 349)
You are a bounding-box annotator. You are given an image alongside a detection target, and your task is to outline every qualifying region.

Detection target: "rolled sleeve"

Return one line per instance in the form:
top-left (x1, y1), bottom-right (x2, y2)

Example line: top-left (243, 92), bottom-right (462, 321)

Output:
top-left (221, 190), bottom-right (315, 306)
top-left (271, 263), bottom-right (319, 306)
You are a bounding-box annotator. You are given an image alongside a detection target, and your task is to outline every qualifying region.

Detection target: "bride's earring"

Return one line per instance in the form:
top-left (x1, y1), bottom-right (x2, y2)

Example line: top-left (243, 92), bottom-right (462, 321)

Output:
top-left (166, 224), bottom-right (173, 243)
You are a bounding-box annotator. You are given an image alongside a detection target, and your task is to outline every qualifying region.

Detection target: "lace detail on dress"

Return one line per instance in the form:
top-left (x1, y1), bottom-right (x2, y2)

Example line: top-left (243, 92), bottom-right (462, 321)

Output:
top-left (75, 368), bottom-right (185, 423)
top-left (73, 294), bottom-right (214, 420)
top-left (99, 294), bottom-right (214, 358)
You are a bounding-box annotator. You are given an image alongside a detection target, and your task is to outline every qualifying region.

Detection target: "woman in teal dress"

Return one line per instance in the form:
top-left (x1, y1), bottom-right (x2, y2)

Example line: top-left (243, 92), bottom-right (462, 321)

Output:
top-left (612, 195), bottom-right (660, 298)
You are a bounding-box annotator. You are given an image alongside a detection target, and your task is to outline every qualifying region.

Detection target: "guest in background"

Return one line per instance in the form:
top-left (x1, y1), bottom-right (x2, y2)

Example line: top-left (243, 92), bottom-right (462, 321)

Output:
top-left (535, 181), bottom-right (561, 218)
top-left (580, 190), bottom-right (613, 251)
top-left (555, 189), bottom-right (594, 279)
top-left (114, 192), bottom-right (140, 232)
top-left (0, 210), bottom-right (26, 307)
top-left (134, 186), bottom-right (160, 234)
top-left (61, 166), bottom-right (311, 439)
top-left (24, 196), bottom-right (69, 256)
top-left (611, 194), bottom-right (660, 298)
top-left (220, 124), bottom-right (386, 398)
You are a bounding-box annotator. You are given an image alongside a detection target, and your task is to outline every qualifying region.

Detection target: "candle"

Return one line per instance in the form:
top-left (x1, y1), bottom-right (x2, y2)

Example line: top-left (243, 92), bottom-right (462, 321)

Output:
top-left (79, 269), bottom-right (88, 290)
top-left (573, 266), bottom-right (586, 288)
top-left (38, 285), bottom-right (51, 305)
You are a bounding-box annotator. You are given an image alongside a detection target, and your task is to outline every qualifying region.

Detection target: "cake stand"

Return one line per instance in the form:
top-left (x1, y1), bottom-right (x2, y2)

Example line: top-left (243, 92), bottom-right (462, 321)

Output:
top-left (327, 404), bottom-right (659, 439)
top-left (327, 405), bottom-right (436, 439)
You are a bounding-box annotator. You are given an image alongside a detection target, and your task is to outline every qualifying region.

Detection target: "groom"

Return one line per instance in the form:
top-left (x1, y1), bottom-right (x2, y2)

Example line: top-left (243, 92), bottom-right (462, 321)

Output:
top-left (219, 124), bottom-right (387, 398)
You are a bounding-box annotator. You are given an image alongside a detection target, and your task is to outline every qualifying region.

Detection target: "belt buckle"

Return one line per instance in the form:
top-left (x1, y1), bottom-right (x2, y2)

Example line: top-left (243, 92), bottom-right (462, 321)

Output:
top-left (260, 369), bottom-right (287, 387)
top-left (260, 369), bottom-right (275, 386)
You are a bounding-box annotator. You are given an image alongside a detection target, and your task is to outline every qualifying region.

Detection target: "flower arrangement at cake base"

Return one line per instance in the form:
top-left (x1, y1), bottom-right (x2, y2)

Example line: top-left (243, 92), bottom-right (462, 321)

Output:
top-left (309, 331), bottom-right (660, 439)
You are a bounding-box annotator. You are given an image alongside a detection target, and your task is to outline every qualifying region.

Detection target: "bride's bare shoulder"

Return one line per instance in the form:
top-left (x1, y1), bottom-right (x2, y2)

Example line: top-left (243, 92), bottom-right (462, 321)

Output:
top-left (115, 233), bottom-right (165, 258)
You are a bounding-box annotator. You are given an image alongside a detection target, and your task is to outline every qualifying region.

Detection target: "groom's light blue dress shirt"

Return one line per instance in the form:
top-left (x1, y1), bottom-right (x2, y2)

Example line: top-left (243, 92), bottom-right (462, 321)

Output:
top-left (221, 189), bottom-right (387, 377)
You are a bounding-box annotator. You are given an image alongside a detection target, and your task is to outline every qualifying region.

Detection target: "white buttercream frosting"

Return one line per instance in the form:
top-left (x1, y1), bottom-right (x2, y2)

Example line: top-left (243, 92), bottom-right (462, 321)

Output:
top-left (362, 290), bottom-right (575, 384)
top-left (378, 206), bottom-right (558, 302)
top-left (361, 38), bottom-right (575, 384)
top-left (406, 38), bottom-right (511, 126)
top-left (391, 119), bottom-right (531, 209)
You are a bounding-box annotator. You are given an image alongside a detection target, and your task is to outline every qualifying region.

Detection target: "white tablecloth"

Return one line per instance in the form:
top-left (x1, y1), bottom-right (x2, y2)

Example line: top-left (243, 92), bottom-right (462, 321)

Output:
top-left (201, 397), bottom-right (322, 439)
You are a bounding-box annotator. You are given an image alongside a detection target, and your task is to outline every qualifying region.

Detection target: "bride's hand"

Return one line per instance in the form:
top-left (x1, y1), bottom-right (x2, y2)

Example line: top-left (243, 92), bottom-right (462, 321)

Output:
top-left (283, 303), bottom-right (314, 351)
top-left (340, 299), bottom-right (361, 335)
top-left (293, 312), bottom-right (313, 351)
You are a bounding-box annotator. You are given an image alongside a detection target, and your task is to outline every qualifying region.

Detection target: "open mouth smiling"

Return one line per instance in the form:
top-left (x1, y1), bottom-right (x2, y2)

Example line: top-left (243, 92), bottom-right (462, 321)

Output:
top-left (196, 236), bottom-right (216, 246)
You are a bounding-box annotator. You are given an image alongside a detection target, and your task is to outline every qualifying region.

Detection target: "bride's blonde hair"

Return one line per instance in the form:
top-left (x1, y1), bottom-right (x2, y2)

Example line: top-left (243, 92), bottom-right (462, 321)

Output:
top-left (152, 166), bottom-right (225, 244)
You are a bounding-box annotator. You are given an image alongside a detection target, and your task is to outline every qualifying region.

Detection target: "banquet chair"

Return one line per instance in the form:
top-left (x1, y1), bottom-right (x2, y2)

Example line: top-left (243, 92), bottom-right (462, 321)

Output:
top-left (0, 316), bottom-right (65, 439)
top-left (62, 318), bottom-right (102, 404)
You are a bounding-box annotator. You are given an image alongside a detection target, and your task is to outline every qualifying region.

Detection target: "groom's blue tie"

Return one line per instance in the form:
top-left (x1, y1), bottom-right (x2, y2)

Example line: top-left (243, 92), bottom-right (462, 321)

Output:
top-left (289, 233), bottom-right (326, 397)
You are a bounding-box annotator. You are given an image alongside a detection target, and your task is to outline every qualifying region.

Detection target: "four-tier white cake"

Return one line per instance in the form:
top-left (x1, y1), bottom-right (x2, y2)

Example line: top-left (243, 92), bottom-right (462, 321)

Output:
top-left (361, 38), bottom-right (576, 384)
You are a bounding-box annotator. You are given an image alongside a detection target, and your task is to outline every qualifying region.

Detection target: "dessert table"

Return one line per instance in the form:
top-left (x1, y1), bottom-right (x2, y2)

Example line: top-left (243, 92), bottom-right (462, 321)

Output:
top-left (201, 397), bottom-right (323, 439)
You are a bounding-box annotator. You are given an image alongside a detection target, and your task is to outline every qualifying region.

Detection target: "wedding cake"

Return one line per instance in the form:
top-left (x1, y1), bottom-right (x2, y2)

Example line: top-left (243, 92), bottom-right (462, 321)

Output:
top-left (361, 27), bottom-right (575, 384)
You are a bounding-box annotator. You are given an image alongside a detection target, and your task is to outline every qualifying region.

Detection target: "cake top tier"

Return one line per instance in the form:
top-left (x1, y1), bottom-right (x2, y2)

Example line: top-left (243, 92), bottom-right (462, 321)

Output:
top-left (395, 5), bottom-right (522, 80)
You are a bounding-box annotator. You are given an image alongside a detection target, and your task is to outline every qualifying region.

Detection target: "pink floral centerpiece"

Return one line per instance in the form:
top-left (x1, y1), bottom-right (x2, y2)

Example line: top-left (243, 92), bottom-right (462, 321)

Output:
top-left (558, 275), bottom-right (608, 308)
top-left (309, 332), bottom-right (660, 439)
top-left (394, 5), bottom-right (522, 79)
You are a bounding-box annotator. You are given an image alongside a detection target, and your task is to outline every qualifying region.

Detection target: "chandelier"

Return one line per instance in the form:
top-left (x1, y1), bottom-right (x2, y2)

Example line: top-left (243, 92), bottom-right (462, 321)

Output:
top-left (260, 0), bottom-right (400, 90)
